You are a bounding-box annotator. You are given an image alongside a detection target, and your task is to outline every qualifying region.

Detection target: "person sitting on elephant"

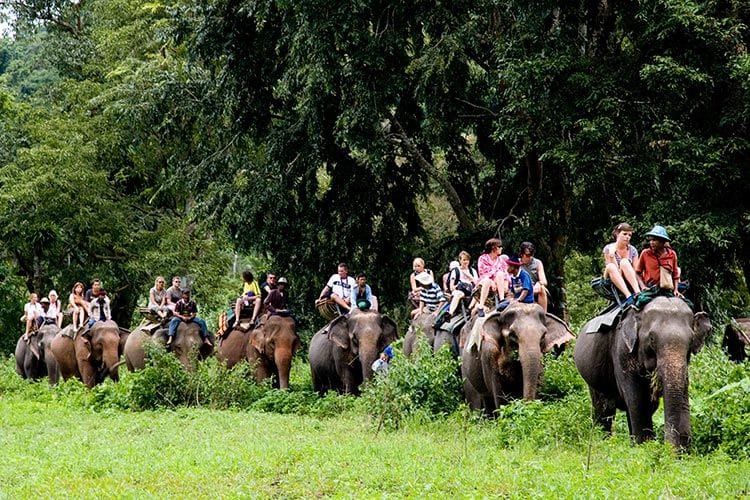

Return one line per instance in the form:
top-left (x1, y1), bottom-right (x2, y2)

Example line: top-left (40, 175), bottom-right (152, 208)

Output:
top-left (475, 238), bottom-right (509, 317)
top-left (602, 223), bottom-right (642, 304)
top-left (234, 270), bottom-right (262, 326)
top-left (408, 258), bottom-right (434, 306)
top-left (447, 251), bottom-right (479, 318)
top-left (84, 279), bottom-right (102, 303)
top-left (635, 225), bottom-right (682, 297)
top-left (148, 276), bottom-right (170, 320)
top-left (87, 289), bottom-right (112, 328)
top-left (372, 345), bottom-right (394, 374)
top-left (265, 277), bottom-right (289, 316)
top-left (168, 288), bottom-right (211, 347)
top-left (411, 272), bottom-right (446, 319)
top-left (351, 273), bottom-right (378, 312)
top-left (318, 263), bottom-right (357, 313)
top-left (68, 282), bottom-right (88, 330)
top-left (519, 242), bottom-right (549, 313)
top-left (36, 297), bottom-right (58, 329)
top-left (45, 290), bottom-right (63, 328)
top-left (442, 261), bottom-right (459, 294)
top-left (22, 292), bottom-right (42, 340)
top-left (165, 276), bottom-right (183, 312)
top-left (506, 258), bottom-right (535, 304)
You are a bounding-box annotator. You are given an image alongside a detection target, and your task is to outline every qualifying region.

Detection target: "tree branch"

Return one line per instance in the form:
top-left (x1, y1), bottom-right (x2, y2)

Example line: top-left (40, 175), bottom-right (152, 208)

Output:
top-left (389, 117), bottom-right (476, 233)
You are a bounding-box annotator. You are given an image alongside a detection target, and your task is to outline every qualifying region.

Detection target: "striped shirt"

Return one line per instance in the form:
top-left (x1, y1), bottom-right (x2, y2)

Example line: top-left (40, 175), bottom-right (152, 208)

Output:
top-left (419, 284), bottom-right (445, 311)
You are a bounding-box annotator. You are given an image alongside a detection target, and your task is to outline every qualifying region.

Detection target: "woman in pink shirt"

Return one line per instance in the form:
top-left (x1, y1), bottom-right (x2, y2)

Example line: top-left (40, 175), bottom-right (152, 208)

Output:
top-left (475, 238), bottom-right (509, 316)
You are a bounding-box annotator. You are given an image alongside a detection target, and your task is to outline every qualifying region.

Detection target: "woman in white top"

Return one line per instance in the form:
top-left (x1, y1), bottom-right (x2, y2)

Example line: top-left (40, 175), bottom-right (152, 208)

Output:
top-left (68, 282), bottom-right (88, 330)
top-left (148, 276), bottom-right (169, 319)
top-left (447, 251), bottom-right (479, 317)
top-left (47, 290), bottom-right (63, 328)
top-left (603, 222), bottom-right (642, 299)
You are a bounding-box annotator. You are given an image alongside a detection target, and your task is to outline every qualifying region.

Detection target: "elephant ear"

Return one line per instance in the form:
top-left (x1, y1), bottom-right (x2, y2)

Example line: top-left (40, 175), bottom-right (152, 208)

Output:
top-left (118, 327), bottom-right (130, 357)
top-left (378, 316), bottom-right (399, 351)
top-left (619, 308), bottom-right (641, 354)
top-left (327, 316), bottom-right (350, 350)
top-left (250, 327), bottom-right (267, 355)
top-left (543, 313), bottom-right (576, 354)
top-left (691, 312), bottom-right (711, 354)
top-left (484, 310), bottom-right (512, 348)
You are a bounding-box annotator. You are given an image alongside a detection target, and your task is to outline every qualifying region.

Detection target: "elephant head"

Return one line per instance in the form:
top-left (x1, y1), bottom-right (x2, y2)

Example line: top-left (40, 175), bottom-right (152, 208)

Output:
top-left (482, 302), bottom-right (574, 401)
top-left (249, 315), bottom-right (300, 389)
top-left (78, 320), bottom-right (125, 387)
top-left (618, 296), bottom-right (711, 448)
top-left (328, 310), bottom-right (398, 385)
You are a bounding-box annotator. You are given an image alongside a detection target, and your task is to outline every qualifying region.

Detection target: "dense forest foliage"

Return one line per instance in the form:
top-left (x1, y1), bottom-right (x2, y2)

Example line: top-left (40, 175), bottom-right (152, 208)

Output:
top-left (1, 0), bottom-right (749, 353)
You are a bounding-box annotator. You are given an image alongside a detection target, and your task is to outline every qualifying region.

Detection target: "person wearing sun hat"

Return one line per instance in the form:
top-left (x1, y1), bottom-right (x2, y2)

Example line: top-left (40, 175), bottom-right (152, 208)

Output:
top-left (635, 225), bottom-right (682, 296)
top-left (411, 271), bottom-right (446, 319)
top-left (506, 257), bottom-right (535, 304)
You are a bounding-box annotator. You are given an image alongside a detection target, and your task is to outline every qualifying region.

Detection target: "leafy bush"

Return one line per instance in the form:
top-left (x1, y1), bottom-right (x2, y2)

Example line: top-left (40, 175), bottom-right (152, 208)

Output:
top-left (689, 346), bottom-right (750, 458)
top-left (564, 251), bottom-right (608, 333)
top-left (539, 348), bottom-right (587, 400)
top-left (361, 338), bottom-right (462, 430)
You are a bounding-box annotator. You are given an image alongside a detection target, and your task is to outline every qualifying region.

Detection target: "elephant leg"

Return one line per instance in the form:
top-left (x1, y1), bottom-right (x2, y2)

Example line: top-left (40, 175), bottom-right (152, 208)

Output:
top-left (589, 388), bottom-right (616, 434)
top-left (78, 359), bottom-right (96, 389)
top-left (621, 380), bottom-right (656, 443)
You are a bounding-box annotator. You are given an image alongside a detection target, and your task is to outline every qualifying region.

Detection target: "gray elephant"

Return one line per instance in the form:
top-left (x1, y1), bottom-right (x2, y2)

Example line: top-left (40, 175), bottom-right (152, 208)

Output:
top-left (50, 320), bottom-right (129, 388)
top-left (723, 317), bottom-right (749, 363)
top-left (124, 320), bottom-right (214, 371)
top-left (15, 324), bottom-right (61, 385)
top-left (404, 312), bottom-right (460, 356)
top-left (309, 309), bottom-right (398, 395)
top-left (461, 302), bottom-right (575, 415)
top-left (575, 296), bottom-right (711, 449)
top-left (217, 315), bottom-right (300, 389)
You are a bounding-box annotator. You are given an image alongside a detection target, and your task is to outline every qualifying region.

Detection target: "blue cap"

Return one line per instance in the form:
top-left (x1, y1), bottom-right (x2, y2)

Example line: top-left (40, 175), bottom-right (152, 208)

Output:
top-left (383, 346), bottom-right (394, 359)
top-left (644, 225), bottom-right (671, 242)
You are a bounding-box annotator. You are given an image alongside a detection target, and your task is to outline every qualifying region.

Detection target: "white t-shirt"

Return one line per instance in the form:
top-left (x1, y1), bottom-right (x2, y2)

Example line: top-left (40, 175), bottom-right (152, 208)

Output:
top-left (327, 274), bottom-right (357, 300)
top-left (43, 302), bottom-right (60, 319)
top-left (24, 302), bottom-right (42, 320)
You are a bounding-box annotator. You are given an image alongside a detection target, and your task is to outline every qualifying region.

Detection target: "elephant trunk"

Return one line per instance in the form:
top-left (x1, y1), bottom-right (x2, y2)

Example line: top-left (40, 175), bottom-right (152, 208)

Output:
top-left (360, 345), bottom-right (380, 382)
top-left (103, 350), bottom-right (121, 382)
top-left (658, 355), bottom-right (691, 450)
top-left (519, 348), bottom-right (543, 401)
top-left (274, 349), bottom-right (293, 390)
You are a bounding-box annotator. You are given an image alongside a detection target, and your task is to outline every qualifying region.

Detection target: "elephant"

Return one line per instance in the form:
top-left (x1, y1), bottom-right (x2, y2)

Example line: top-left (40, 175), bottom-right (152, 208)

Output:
top-left (309, 309), bottom-right (399, 395)
top-left (217, 314), bottom-right (300, 389)
top-left (403, 312), bottom-right (459, 356)
top-left (124, 321), bottom-right (214, 371)
top-left (15, 324), bottom-right (60, 385)
top-left (461, 302), bottom-right (575, 416)
top-left (50, 320), bottom-right (129, 388)
top-left (723, 318), bottom-right (750, 363)
top-left (574, 296), bottom-right (711, 449)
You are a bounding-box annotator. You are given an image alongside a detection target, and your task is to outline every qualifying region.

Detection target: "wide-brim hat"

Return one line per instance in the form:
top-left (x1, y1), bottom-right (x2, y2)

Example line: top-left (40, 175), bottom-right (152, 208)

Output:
top-left (644, 225), bottom-right (671, 242)
top-left (506, 257), bottom-right (523, 267)
top-left (415, 271), bottom-right (433, 286)
top-left (278, 277), bottom-right (288, 284)
top-left (40, 297), bottom-right (50, 303)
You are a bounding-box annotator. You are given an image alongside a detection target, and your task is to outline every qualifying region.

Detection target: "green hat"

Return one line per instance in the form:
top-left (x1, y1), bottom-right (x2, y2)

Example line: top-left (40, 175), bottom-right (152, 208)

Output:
top-left (356, 299), bottom-right (371, 310)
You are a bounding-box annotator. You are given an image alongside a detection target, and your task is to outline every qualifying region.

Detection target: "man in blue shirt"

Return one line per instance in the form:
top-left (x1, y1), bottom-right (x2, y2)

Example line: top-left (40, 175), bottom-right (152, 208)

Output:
top-left (506, 258), bottom-right (535, 304)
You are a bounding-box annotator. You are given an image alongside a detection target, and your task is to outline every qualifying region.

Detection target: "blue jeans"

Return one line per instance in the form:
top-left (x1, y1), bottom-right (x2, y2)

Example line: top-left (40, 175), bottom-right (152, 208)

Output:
top-left (168, 317), bottom-right (208, 338)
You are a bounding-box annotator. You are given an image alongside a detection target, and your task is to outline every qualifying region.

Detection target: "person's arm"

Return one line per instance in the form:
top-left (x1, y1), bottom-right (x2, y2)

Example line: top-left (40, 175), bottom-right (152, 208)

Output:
top-left (603, 244), bottom-right (615, 265)
top-left (104, 299), bottom-right (112, 321)
top-left (149, 289), bottom-right (157, 306)
top-left (536, 260), bottom-right (548, 287)
top-left (516, 288), bottom-right (529, 302)
top-left (409, 273), bottom-right (418, 292)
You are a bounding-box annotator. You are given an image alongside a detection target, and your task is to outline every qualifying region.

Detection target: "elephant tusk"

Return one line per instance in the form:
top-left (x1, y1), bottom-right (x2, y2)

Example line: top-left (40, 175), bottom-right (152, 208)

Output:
top-left (105, 360), bottom-right (126, 373)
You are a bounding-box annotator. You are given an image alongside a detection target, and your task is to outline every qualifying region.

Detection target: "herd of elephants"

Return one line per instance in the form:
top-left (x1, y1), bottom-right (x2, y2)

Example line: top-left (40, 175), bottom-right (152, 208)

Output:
top-left (14, 292), bottom-right (750, 450)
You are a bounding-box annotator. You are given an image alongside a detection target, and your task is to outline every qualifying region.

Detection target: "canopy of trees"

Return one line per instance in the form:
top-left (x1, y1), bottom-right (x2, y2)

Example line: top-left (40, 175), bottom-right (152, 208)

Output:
top-left (1, 0), bottom-right (748, 351)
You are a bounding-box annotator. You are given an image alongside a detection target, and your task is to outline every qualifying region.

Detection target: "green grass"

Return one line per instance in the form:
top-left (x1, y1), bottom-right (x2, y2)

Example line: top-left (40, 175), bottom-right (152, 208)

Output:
top-left (1, 348), bottom-right (749, 498)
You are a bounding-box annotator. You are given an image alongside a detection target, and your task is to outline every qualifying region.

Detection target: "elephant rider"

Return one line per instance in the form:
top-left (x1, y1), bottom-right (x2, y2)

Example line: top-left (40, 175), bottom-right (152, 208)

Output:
top-left (45, 290), bottom-right (64, 328)
top-left (519, 242), bottom-right (549, 313)
top-left (350, 273), bottom-right (378, 312)
top-left (635, 225), bottom-right (682, 298)
top-left (84, 279), bottom-right (102, 302)
top-left (233, 270), bottom-right (262, 327)
top-left (36, 297), bottom-right (59, 329)
top-left (410, 271), bottom-right (446, 319)
top-left (506, 258), bottom-right (535, 304)
top-left (165, 276), bottom-right (183, 312)
top-left (148, 276), bottom-right (170, 320)
top-left (317, 263), bottom-right (357, 313)
top-left (22, 292), bottom-right (43, 340)
top-left (475, 238), bottom-right (509, 317)
top-left (87, 289), bottom-right (112, 329)
top-left (167, 288), bottom-right (212, 347)
top-left (408, 258), bottom-right (434, 306)
top-left (265, 277), bottom-right (289, 316)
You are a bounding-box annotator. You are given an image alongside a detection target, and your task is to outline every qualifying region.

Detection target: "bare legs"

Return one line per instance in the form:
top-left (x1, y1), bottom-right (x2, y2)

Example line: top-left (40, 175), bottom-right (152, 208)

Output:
top-left (533, 283), bottom-right (548, 313)
top-left (605, 260), bottom-right (641, 298)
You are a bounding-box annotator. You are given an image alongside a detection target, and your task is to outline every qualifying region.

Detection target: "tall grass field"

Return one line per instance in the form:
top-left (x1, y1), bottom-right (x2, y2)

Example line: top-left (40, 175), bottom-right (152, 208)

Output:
top-left (1, 337), bottom-right (748, 497)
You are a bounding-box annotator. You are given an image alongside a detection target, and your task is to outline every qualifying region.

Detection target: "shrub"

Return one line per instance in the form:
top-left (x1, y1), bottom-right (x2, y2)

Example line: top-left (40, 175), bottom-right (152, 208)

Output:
top-left (539, 348), bottom-right (587, 400)
top-left (564, 251), bottom-right (608, 333)
top-left (361, 338), bottom-right (462, 430)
